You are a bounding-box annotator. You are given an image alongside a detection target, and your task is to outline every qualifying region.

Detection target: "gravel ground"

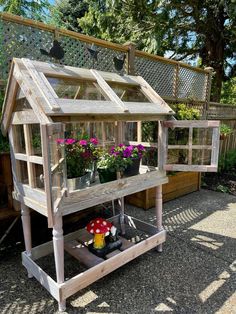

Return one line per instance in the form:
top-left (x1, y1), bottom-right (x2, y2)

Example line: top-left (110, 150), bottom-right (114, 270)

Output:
top-left (0, 189), bottom-right (236, 314)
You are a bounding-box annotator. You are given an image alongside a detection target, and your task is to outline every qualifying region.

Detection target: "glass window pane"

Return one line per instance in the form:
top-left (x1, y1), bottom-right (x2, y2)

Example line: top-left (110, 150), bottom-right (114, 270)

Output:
top-left (168, 128), bottom-right (189, 145)
top-left (167, 149), bottom-right (189, 164)
top-left (31, 124), bottom-right (42, 156)
top-left (16, 160), bottom-right (28, 184)
top-left (125, 122), bottom-right (137, 141)
top-left (142, 147), bottom-right (158, 167)
top-left (193, 128), bottom-right (213, 145)
top-left (52, 166), bottom-right (64, 203)
top-left (192, 149), bottom-right (211, 165)
top-left (107, 82), bottom-right (150, 102)
top-left (33, 164), bottom-right (44, 190)
top-left (46, 77), bottom-right (107, 100)
top-left (14, 125), bottom-right (26, 154)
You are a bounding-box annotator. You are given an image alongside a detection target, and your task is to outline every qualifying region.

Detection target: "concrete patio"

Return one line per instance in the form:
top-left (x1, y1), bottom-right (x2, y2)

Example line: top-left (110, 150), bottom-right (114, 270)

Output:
top-left (0, 189), bottom-right (235, 314)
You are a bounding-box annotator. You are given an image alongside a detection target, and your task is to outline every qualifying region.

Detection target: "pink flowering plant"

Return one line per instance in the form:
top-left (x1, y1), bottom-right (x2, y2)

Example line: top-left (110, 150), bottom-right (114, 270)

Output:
top-left (57, 137), bottom-right (99, 178)
top-left (97, 144), bottom-right (146, 172)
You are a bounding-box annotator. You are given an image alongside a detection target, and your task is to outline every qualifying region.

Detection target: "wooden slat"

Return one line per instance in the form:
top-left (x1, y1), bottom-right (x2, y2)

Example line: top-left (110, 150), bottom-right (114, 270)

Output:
top-left (164, 164), bottom-right (217, 172)
top-left (158, 121), bottom-right (168, 171)
top-left (211, 127), bottom-right (220, 166)
top-left (24, 124), bottom-right (36, 187)
top-left (90, 69), bottom-right (129, 112)
top-left (22, 59), bottom-right (60, 112)
top-left (119, 237), bottom-right (135, 251)
top-left (1, 62), bottom-right (18, 135)
top-left (12, 109), bottom-right (39, 124)
top-left (64, 240), bottom-right (104, 268)
top-left (52, 99), bottom-right (172, 116)
top-left (60, 229), bottom-right (166, 300)
top-left (13, 61), bottom-right (52, 124)
top-left (163, 120), bottom-right (220, 128)
top-left (22, 252), bottom-right (60, 302)
top-left (105, 250), bottom-right (121, 259)
top-left (41, 124), bottom-right (54, 227)
top-left (167, 145), bottom-right (212, 149)
top-left (61, 171), bottom-right (168, 216)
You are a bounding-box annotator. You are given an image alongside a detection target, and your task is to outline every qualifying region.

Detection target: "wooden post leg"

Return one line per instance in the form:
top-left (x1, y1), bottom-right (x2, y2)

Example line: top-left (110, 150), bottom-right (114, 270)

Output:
top-left (52, 214), bottom-right (66, 312)
top-left (21, 204), bottom-right (32, 255)
top-left (21, 204), bottom-right (33, 278)
top-left (156, 185), bottom-right (163, 252)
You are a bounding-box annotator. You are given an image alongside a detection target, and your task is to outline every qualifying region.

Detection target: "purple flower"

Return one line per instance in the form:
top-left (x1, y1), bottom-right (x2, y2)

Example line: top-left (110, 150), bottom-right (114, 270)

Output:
top-left (137, 144), bottom-right (145, 151)
top-left (118, 143), bottom-right (125, 147)
top-left (79, 139), bottom-right (88, 146)
top-left (123, 148), bottom-right (132, 158)
top-left (65, 138), bottom-right (76, 145)
top-left (90, 138), bottom-right (98, 145)
top-left (56, 138), bottom-right (65, 144)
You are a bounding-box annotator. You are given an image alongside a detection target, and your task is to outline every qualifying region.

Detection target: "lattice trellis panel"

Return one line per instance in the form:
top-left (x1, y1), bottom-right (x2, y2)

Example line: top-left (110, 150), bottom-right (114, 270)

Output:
top-left (0, 18), bottom-right (126, 80)
top-left (58, 35), bottom-right (126, 74)
top-left (134, 55), bottom-right (175, 98)
top-left (178, 67), bottom-right (207, 101)
top-left (0, 19), bottom-right (54, 79)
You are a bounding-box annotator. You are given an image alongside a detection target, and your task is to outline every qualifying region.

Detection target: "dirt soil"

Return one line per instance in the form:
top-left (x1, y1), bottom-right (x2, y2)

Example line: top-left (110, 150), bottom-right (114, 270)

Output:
top-left (202, 172), bottom-right (236, 195)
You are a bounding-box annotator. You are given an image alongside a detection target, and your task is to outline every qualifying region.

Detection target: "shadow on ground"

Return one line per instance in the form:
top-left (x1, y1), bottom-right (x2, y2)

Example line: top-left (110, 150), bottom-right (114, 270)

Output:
top-left (0, 189), bottom-right (235, 314)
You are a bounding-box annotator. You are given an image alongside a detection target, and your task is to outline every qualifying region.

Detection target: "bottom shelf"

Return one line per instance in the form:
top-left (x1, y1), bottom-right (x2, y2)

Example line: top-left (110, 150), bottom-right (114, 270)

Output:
top-left (22, 214), bottom-right (166, 304)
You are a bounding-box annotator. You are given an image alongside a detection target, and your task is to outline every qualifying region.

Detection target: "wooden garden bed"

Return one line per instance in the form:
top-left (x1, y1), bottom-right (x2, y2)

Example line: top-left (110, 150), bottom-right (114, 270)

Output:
top-left (126, 172), bottom-right (201, 210)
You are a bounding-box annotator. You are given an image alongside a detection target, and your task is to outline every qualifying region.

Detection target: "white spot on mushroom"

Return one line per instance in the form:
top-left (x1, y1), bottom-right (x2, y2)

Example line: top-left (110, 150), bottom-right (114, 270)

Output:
top-left (103, 221), bottom-right (107, 225)
top-left (91, 223), bottom-right (94, 227)
top-left (90, 229), bottom-right (94, 233)
top-left (96, 220), bottom-right (100, 223)
top-left (96, 228), bottom-right (100, 233)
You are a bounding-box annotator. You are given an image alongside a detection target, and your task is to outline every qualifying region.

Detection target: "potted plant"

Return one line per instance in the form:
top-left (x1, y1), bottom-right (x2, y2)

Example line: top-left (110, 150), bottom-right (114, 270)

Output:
top-left (57, 137), bottom-right (98, 190)
top-left (97, 144), bottom-right (146, 183)
top-left (110, 144), bottom-right (146, 177)
top-left (220, 123), bottom-right (233, 140)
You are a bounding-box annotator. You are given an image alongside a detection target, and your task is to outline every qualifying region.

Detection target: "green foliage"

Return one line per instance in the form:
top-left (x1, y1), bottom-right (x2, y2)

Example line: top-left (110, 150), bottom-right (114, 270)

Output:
top-left (172, 103), bottom-right (200, 120)
top-left (0, 0), bottom-right (51, 22)
top-left (57, 0), bottom-right (235, 102)
top-left (220, 123), bottom-right (233, 136)
top-left (216, 184), bottom-right (230, 193)
top-left (50, 0), bottom-right (88, 31)
top-left (221, 77), bottom-right (236, 105)
top-left (218, 149), bottom-right (236, 173)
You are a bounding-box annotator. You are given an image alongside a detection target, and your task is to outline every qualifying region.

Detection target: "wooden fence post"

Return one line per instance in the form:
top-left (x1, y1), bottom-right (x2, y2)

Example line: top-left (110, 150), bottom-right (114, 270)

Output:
top-left (123, 42), bottom-right (136, 75)
top-left (173, 64), bottom-right (180, 100)
top-left (203, 67), bottom-right (213, 119)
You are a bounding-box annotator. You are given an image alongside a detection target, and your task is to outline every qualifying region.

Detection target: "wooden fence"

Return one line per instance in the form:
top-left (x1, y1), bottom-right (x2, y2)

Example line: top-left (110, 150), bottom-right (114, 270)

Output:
top-left (0, 12), bottom-right (211, 106)
top-left (0, 12), bottom-right (235, 158)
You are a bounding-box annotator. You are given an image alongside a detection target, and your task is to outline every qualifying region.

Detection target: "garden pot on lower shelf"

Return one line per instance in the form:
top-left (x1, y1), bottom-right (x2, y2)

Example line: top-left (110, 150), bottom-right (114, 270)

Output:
top-left (67, 172), bottom-right (91, 191)
top-left (123, 158), bottom-right (140, 177)
top-left (97, 168), bottom-right (117, 184)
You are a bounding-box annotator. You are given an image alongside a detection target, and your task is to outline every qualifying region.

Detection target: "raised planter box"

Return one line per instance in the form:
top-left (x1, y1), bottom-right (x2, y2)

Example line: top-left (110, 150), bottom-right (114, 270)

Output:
top-left (126, 172), bottom-right (201, 210)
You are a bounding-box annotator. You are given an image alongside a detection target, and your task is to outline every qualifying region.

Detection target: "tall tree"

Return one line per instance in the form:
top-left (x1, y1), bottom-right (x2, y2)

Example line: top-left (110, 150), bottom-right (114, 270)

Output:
top-left (78, 0), bottom-right (236, 102)
top-left (50, 0), bottom-right (88, 31)
top-left (0, 0), bottom-right (51, 21)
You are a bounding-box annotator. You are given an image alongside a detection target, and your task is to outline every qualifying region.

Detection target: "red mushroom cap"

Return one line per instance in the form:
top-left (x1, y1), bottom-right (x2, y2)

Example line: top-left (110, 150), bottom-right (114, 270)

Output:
top-left (86, 218), bottom-right (113, 234)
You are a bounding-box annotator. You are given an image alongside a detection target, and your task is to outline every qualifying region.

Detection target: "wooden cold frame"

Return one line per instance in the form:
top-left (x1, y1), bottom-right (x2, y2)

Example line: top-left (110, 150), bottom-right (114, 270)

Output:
top-left (0, 58), bottom-right (220, 312)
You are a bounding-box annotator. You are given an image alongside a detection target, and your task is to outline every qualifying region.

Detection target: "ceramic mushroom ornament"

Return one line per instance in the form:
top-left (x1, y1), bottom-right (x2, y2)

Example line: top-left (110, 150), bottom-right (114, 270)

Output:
top-left (86, 218), bottom-right (113, 249)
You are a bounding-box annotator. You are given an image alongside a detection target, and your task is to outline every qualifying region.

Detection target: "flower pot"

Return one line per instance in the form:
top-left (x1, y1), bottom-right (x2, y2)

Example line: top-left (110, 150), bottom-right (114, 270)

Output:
top-left (67, 172), bottom-right (91, 191)
top-left (97, 168), bottom-right (117, 184)
top-left (123, 158), bottom-right (140, 177)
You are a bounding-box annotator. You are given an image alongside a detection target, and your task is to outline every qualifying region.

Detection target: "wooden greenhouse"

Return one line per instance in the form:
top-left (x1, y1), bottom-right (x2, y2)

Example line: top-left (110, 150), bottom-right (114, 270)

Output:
top-left (1, 58), bottom-right (220, 311)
